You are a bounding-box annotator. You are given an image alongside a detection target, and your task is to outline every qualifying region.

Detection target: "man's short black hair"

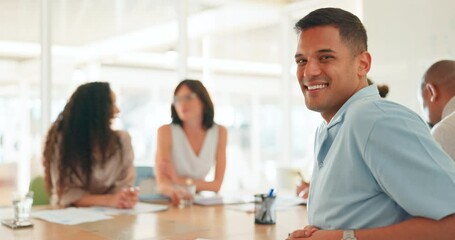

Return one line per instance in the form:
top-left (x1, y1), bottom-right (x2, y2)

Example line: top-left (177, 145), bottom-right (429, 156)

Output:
top-left (295, 7), bottom-right (367, 55)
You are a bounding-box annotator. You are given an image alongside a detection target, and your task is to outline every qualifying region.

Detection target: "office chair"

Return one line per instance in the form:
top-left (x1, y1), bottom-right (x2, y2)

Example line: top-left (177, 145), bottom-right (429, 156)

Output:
top-left (134, 166), bottom-right (169, 202)
top-left (29, 176), bottom-right (49, 206)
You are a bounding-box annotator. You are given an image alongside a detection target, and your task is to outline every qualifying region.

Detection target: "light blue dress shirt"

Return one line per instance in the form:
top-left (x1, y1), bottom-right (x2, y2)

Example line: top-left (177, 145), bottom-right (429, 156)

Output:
top-left (307, 85), bottom-right (455, 230)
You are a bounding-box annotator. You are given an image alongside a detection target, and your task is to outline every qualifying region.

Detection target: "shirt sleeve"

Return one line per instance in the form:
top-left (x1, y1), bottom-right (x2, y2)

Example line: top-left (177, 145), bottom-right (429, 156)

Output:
top-left (112, 131), bottom-right (135, 192)
top-left (49, 151), bottom-right (88, 207)
top-left (59, 187), bottom-right (87, 207)
top-left (364, 111), bottom-right (455, 220)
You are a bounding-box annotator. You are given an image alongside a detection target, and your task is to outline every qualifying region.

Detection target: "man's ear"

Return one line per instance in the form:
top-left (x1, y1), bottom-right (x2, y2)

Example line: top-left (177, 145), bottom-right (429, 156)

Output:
top-left (358, 51), bottom-right (371, 76)
top-left (426, 83), bottom-right (438, 102)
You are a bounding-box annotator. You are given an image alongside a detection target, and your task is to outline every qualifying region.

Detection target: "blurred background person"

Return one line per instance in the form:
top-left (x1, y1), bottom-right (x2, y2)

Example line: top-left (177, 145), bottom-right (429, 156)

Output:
top-left (368, 78), bottom-right (389, 98)
top-left (43, 82), bottom-right (138, 208)
top-left (155, 79), bottom-right (227, 205)
top-left (420, 60), bottom-right (455, 160)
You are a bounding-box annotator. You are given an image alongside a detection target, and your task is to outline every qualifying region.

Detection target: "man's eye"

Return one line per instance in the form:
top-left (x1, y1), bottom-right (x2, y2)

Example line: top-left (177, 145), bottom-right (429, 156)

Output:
top-left (296, 59), bottom-right (307, 65)
top-left (320, 55), bottom-right (334, 61)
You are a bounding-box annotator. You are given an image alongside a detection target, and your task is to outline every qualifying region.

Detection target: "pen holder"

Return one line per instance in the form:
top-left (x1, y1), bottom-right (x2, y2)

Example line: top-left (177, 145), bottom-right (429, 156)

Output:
top-left (254, 194), bottom-right (276, 224)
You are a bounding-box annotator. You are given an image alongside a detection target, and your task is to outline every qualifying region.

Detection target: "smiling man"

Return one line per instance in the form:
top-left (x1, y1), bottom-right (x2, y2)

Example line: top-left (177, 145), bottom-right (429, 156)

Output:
top-left (289, 8), bottom-right (455, 240)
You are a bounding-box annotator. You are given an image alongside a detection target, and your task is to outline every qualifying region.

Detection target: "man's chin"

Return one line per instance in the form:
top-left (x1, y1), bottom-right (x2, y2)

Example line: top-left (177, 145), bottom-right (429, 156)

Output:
top-left (304, 104), bottom-right (322, 113)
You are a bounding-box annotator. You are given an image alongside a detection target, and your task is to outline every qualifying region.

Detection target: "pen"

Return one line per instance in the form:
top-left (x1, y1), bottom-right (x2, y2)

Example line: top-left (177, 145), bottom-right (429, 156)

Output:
top-left (267, 188), bottom-right (274, 197)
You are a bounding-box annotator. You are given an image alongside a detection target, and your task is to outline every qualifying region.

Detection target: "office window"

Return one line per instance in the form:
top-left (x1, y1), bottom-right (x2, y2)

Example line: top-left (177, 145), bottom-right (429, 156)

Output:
top-left (0, 0), bottom-right (335, 195)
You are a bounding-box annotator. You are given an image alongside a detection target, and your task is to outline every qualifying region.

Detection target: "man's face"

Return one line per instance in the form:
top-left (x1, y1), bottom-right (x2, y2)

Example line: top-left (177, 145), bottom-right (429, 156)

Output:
top-left (295, 26), bottom-right (369, 122)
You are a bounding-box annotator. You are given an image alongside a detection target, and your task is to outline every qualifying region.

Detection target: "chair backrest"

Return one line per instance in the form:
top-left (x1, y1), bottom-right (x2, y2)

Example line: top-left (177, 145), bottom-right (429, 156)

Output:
top-left (134, 166), bottom-right (157, 195)
top-left (29, 176), bottom-right (49, 206)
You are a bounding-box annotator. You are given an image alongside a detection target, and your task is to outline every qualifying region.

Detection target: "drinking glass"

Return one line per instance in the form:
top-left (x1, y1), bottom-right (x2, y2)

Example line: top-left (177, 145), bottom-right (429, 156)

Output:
top-left (177, 184), bottom-right (196, 208)
top-left (12, 191), bottom-right (34, 224)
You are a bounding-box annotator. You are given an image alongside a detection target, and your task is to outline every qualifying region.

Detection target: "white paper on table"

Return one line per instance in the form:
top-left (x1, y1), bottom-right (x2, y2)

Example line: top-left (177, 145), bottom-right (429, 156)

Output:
top-left (89, 202), bottom-right (169, 215)
top-left (227, 196), bottom-right (306, 213)
top-left (0, 207), bottom-right (14, 219)
top-left (276, 196), bottom-right (307, 208)
top-left (193, 192), bottom-right (254, 206)
top-left (193, 195), bottom-right (224, 205)
top-left (32, 207), bottom-right (112, 225)
top-left (226, 203), bottom-right (255, 213)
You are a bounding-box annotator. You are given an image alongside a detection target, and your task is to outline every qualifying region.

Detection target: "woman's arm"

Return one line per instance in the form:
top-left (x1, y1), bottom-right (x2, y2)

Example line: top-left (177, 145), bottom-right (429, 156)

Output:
top-left (73, 188), bottom-right (139, 209)
top-left (154, 125), bottom-right (177, 197)
top-left (114, 131), bottom-right (136, 191)
top-left (192, 125), bottom-right (227, 192)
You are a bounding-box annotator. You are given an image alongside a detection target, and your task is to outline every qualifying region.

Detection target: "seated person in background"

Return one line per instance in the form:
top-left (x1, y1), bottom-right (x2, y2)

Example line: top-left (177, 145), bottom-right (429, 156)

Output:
top-left (420, 60), bottom-right (455, 160)
top-left (155, 79), bottom-right (227, 205)
top-left (43, 82), bottom-right (138, 208)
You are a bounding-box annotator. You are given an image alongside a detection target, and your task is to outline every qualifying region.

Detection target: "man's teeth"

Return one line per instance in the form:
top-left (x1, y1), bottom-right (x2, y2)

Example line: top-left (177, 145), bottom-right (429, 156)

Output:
top-left (307, 84), bottom-right (327, 90)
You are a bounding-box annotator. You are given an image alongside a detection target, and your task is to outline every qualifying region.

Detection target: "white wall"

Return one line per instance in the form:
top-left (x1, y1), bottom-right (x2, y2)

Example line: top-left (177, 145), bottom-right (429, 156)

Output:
top-left (364, 0), bottom-right (455, 114)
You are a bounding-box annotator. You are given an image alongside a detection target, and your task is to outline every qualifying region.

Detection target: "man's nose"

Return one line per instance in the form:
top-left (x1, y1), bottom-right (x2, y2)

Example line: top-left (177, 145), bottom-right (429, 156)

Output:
top-left (304, 60), bottom-right (321, 79)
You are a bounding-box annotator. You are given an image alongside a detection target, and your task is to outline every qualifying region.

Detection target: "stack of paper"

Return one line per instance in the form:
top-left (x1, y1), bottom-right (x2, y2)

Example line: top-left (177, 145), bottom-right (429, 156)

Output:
top-left (193, 195), bottom-right (223, 205)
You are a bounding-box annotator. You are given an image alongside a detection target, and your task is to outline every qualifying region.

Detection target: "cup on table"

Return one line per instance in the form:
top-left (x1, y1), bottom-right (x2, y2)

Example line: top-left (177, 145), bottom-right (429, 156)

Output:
top-left (176, 182), bottom-right (196, 208)
top-left (254, 193), bottom-right (276, 224)
top-left (12, 191), bottom-right (34, 224)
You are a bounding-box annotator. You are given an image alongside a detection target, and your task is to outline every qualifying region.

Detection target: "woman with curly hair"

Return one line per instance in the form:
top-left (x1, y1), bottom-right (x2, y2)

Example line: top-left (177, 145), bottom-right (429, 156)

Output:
top-left (43, 82), bottom-right (138, 208)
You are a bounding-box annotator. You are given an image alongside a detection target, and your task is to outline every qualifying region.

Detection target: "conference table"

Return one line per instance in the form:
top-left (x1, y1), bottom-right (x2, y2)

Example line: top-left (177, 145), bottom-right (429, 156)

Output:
top-left (0, 203), bottom-right (308, 240)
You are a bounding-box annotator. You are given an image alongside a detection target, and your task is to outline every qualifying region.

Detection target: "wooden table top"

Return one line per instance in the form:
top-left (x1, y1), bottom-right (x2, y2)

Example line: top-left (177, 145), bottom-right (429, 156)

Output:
top-left (0, 204), bottom-right (308, 240)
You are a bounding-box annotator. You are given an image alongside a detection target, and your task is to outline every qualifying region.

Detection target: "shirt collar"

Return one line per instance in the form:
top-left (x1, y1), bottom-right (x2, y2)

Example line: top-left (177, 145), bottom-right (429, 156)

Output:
top-left (442, 96), bottom-right (455, 119)
top-left (326, 84), bottom-right (380, 128)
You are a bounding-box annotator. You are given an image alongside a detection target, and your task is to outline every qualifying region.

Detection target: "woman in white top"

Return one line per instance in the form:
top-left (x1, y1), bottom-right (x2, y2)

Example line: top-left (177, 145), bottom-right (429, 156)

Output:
top-left (155, 79), bottom-right (227, 205)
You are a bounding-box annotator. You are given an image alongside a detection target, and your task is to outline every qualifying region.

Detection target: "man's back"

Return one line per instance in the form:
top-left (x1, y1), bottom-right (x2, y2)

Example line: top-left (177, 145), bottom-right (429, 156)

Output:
top-left (431, 97), bottom-right (455, 159)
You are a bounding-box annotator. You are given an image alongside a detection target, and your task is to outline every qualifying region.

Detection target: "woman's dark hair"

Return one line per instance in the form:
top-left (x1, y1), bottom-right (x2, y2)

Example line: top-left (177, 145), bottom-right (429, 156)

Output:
top-left (43, 82), bottom-right (122, 195)
top-left (377, 85), bottom-right (389, 98)
top-left (171, 79), bottom-right (215, 129)
top-left (367, 78), bottom-right (389, 98)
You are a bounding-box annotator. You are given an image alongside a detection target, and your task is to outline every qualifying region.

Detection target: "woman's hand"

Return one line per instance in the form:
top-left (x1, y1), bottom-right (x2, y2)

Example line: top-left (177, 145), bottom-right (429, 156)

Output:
top-left (107, 187), bottom-right (139, 209)
top-left (170, 185), bottom-right (194, 207)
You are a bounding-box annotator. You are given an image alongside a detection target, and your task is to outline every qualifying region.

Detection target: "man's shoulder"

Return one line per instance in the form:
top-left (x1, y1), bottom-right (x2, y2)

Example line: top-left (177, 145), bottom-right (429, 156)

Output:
top-left (345, 98), bottom-right (418, 123)
top-left (432, 112), bottom-right (455, 135)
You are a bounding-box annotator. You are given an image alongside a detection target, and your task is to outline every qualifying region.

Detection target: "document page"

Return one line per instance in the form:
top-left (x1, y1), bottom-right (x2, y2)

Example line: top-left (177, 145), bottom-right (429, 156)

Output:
top-left (32, 203), bottom-right (169, 225)
top-left (32, 208), bottom-right (112, 225)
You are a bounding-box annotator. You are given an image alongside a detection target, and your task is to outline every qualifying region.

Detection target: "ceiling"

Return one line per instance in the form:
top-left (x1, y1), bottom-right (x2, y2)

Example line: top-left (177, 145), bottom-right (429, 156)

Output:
top-left (0, 0), bottom-right (303, 66)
